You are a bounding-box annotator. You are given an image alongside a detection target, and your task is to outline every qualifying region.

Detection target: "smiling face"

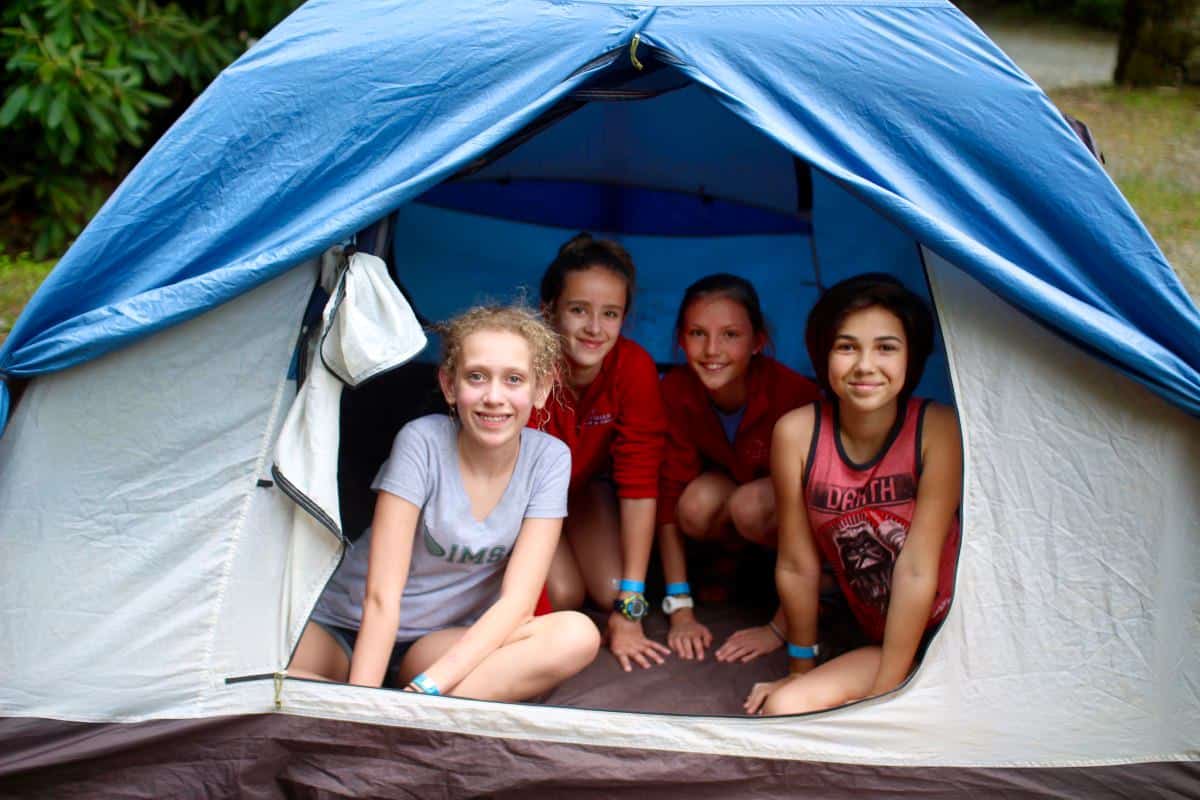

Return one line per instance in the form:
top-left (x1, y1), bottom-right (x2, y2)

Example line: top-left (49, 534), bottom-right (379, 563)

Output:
top-left (439, 329), bottom-right (546, 449)
top-left (551, 266), bottom-right (628, 387)
top-left (680, 295), bottom-right (763, 411)
top-left (827, 305), bottom-right (908, 415)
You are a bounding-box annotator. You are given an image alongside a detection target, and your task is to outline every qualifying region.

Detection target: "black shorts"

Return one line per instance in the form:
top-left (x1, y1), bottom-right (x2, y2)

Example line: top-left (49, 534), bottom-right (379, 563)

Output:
top-left (313, 621), bottom-right (415, 685)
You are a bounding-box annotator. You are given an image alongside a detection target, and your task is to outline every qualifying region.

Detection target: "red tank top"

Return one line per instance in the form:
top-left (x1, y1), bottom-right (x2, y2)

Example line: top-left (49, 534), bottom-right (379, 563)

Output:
top-left (804, 397), bottom-right (959, 643)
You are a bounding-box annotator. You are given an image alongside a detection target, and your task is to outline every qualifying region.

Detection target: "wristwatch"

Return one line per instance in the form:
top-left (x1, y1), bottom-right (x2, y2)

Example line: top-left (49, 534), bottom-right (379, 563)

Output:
top-left (613, 592), bottom-right (649, 622)
top-left (661, 594), bottom-right (694, 615)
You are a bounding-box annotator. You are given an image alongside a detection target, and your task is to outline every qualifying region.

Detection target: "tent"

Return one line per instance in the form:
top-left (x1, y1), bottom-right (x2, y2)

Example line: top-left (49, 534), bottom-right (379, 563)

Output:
top-left (2, 0), bottom-right (1199, 795)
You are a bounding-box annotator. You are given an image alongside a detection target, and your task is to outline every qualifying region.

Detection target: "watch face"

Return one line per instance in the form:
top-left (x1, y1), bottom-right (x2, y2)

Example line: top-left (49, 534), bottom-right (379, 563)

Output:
top-left (616, 594), bottom-right (648, 620)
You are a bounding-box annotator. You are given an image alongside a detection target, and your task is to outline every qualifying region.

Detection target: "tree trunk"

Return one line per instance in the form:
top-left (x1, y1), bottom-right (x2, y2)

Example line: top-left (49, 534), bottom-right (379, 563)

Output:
top-left (1115, 0), bottom-right (1200, 84)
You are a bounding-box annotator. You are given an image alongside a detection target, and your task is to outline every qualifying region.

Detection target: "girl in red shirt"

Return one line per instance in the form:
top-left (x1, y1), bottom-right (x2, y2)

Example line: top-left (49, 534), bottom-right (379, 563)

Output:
top-left (745, 274), bottom-right (961, 715)
top-left (657, 274), bottom-right (820, 662)
top-left (537, 233), bottom-right (670, 672)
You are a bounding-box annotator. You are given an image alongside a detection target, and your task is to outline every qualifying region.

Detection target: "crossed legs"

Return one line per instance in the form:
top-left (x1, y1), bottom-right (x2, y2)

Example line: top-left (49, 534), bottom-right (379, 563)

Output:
top-left (288, 611), bottom-right (599, 701)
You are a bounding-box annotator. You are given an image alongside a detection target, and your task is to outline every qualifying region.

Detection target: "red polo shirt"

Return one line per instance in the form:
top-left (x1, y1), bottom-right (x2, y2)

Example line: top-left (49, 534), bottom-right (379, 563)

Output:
top-left (658, 355), bottom-right (820, 525)
top-left (534, 336), bottom-right (666, 499)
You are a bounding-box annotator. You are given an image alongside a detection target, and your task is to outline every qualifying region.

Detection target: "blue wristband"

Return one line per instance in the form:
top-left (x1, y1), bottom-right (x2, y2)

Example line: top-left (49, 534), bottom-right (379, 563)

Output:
top-left (619, 579), bottom-right (646, 593)
top-left (787, 643), bottom-right (819, 660)
top-left (409, 672), bottom-right (440, 696)
top-left (665, 582), bottom-right (691, 596)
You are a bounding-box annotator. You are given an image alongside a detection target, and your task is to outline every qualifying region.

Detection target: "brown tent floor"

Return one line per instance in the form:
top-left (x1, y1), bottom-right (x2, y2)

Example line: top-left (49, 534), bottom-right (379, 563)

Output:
top-left (540, 603), bottom-right (789, 716)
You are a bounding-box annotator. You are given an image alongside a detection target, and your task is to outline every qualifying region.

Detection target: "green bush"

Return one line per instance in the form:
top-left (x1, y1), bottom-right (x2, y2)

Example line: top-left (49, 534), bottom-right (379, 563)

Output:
top-left (0, 0), bottom-right (302, 258)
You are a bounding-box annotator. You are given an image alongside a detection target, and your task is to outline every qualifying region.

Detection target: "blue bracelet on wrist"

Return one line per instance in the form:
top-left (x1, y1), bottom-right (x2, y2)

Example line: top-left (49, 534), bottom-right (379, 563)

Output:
top-left (409, 672), bottom-right (440, 696)
top-left (787, 643), bottom-right (820, 660)
top-left (618, 578), bottom-right (646, 593)
top-left (665, 581), bottom-right (691, 596)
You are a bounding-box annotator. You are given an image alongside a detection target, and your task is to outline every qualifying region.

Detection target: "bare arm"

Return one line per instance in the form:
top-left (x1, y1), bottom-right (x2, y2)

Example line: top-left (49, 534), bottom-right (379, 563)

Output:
top-left (658, 519), bottom-right (713, 659)
top-left (870, 403), bottom-right (962, 695)
top-left (618, 496), bottom-right (656, 588)
top-left (658, 521), bottom-right (689, 588)
top-left (348, 492), bottom-right (420, 687)
top-left (772, 406), bottom-right (822, 675)
top-left (418, 516), bottom-right (563, 694)
top-left (656, 376), bottom-right (712, 656)
top-left (605, 496), bottom-right (671, 669)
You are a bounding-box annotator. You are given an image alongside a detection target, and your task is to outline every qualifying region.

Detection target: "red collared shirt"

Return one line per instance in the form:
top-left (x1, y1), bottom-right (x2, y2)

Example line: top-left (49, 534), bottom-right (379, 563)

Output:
top-left (658, 355), bottom-right (820, 525)
top-left (535, 336), bottom-right (666, 499)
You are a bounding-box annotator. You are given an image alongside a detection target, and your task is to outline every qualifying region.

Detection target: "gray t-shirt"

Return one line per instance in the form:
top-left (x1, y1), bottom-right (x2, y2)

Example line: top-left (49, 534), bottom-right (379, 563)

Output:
top-left (313, 414), bottom-right (570, 642)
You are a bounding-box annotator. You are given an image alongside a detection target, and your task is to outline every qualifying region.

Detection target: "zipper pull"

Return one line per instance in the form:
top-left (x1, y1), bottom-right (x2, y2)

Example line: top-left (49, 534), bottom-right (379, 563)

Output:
top-left (273, 671), bottom-right (286, 710)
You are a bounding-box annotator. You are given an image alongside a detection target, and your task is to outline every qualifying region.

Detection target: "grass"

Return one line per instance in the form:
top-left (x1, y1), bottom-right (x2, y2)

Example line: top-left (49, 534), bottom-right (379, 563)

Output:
top-left (0, 253), bottom-right (55, 344)
top-left (0, 88), bottom-right (1197, 347)
top-left (1048, 85), bottom-right (1200, 298)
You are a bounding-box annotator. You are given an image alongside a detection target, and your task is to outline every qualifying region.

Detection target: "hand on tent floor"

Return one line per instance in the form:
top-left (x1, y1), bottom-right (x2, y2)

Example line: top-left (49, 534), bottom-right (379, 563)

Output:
top-left (667, 609), bottom-right (714, 660)
top-left (607, 614), bottom-right (671, 672)
top-left (715, 624), bottom-right (784, 663)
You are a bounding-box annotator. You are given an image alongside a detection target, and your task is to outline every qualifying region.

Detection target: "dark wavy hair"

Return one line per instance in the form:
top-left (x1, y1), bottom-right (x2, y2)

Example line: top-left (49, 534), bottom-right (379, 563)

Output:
top-left (804, 273), bottom-right (934, 399)
top-left (539, 233), bottom-right (637, 314)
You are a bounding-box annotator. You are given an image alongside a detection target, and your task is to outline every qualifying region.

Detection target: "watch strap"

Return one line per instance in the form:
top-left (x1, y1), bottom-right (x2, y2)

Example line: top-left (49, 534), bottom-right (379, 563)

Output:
top-left (662, 593), bottom-right (695, 614)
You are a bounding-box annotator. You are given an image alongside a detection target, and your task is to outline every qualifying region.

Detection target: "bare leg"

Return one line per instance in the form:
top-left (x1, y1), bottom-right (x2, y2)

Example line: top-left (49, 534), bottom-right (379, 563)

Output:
top-left (715, 477), bottom-right (786, 662)
top-left (675, 472), bottom-right (737, 541)
top-left (759, 646), bottom-right (883, 715)
top-left (727, 477), bottom-right (778, 547)
top-left (545, 534), bottom-right (586, 610)
top-left (288, 621), bottom-right (351, 682)
top-left (398, 612), bottom-right (601, 701)
top-left (564, 480), bottom-right (624, 607)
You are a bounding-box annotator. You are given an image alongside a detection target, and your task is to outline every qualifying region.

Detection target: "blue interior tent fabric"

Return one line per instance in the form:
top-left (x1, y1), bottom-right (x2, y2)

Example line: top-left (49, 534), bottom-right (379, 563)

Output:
top-left (2, 0), bottom-right (1199, 434)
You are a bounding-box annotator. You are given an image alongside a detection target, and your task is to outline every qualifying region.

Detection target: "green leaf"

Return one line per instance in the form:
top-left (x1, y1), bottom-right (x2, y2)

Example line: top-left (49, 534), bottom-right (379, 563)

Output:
top-left (33, 227), bottom-right (52, 260)
top-left (135, 88), bottom-right (171, 109)
top-left (126, 43), bottom-right (156, 62)
top-left (27, 84), bottom-right (48, 114)
top-left (0, 175), bottom-right (33, 194)
top-left (92, 146), bottom-right (115, 172)
top-left (46, 89), bottom-right (67, 129)
top-left (79, 99), bottom-right (115, 138)
top-left (117, 99), bottom-right (139, 131)
top-left (61, 110), bottom-right (81, 147)
top-left (0, 84), bottom-right (31, 126)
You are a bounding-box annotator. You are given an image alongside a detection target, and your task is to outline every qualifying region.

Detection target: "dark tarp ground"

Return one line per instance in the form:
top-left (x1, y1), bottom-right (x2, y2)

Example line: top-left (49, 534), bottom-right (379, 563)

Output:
top-left (3, 711), bottom-right (1197, 799)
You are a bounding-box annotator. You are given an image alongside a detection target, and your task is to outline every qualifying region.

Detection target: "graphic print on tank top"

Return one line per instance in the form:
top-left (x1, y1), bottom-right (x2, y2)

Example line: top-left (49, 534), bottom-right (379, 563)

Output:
top-left (809, 474), bottom-right (917, 616)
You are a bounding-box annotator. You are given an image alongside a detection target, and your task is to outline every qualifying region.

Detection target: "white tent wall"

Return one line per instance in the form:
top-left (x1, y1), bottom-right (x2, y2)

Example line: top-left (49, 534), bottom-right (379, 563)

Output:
top-left (925, 251), bottom-right (1200, 763)
top-left (0, 262), bottom-right (318, 721)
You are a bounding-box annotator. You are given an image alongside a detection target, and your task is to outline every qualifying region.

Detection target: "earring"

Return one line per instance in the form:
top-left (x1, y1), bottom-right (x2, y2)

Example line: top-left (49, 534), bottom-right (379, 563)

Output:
top-left (447, 402), bottom-right (457, 420)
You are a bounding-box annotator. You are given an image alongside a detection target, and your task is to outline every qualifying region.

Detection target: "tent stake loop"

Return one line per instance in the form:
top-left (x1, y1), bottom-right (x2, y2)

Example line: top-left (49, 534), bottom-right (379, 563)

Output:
top-left (630, 34), bottom-right (644, 71)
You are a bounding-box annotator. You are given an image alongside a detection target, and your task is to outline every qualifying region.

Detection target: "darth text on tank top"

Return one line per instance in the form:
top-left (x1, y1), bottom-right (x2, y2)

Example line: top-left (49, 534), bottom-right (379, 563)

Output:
top-left (804, 397), bottom-right (959, 643)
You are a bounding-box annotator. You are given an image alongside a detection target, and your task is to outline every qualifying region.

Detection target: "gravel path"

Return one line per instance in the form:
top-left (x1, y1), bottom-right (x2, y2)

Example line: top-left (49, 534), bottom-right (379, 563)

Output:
top-left (975, 18), bottom-right (1118, 88)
